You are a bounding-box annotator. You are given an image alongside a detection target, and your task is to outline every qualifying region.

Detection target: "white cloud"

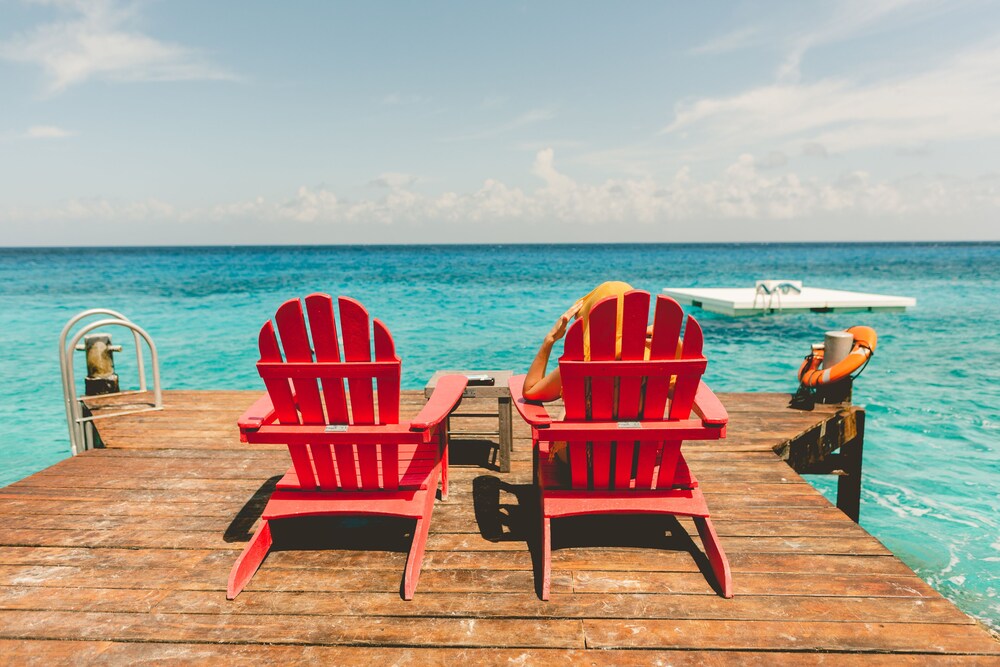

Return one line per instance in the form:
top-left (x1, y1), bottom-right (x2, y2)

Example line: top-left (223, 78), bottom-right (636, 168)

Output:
top-left (775, 0), bottom-right (932, 82)
top-left (759, 151), bottom-right (788, 169)
top-left (689, 26), bottom-right (761, 56)
top-left (8, 194), bottom-right (177, 222)
top-left (531, 148), bottom-right (575, 192)
top-left (26, 124), bottom-right (73, 138)
top-left (663, 42), bottom-right (1000, 156)
top-left (0, 0), bottom-right (236, 94)
top-left (690, 0), bottom-right (952, 82)
top-left (515, 139), bottom-right (584, 152)
top-left (369, 173), bottom-right (419, 190)
top-left (802, 142), bottom-right (828, 158)
top-left (4, 151), bottom-right (998, 240)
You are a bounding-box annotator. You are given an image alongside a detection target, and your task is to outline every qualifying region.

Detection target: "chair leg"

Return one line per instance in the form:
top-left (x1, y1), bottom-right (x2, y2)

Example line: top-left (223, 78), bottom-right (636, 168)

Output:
top-left (402, 487), bottom-right (437, 600)
top-left (227, 519), bottom-right (273, 600)
top-left (532, 445), bottom-right (539, 487)
top-left (440, 423), bottom-right (449, 501)
top-left (540, 515), bottom-right (552, 601)
top-left (694, 516), bottom-right (733, 598)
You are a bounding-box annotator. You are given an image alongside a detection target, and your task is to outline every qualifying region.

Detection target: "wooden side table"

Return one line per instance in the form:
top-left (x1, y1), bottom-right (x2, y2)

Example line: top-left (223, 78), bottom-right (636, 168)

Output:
top-left (424, 370), bottom-right (513, 472)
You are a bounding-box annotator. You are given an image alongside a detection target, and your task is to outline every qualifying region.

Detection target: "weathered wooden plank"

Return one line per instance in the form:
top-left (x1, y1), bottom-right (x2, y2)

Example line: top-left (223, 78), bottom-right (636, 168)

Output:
top-left (15, 640), bottom-right (995, 667)
top-left (0, 563), bottom-right (574, 595)
top-left (0, 610), bottom-right (587, 649)
top-left (0, 486), bottom-right (840, 511)
top-left (23, 459), bottom-right (805, 485)
top-left (0, 586), bottom-right (169, 613)
top-left (0, 586), bottom-right (964, 623)
top-left (0, 546), bottom-right (213, 569)
top-left (0, 498), bottom-right (856, 524)
top-left (147, 590), bottom-right (973, 624)
top-left (0, 512), bottom-right (873, 541)
top-left (571, 570), bottom-right (940, 598)
top-left (583, 619), bottom-right (1000, 653)
top-left (0, 639), bottom-right (118, 664)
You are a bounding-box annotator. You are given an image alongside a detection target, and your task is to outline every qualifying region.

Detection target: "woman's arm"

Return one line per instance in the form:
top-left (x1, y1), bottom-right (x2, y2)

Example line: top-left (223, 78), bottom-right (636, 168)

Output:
top-left (522, 302), bottom-right (581, 402)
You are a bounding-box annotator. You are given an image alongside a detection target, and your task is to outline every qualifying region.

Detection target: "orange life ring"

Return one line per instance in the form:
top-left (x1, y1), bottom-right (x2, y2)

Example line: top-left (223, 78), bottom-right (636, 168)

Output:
top-left (798, 326), bottom-right (877, 387)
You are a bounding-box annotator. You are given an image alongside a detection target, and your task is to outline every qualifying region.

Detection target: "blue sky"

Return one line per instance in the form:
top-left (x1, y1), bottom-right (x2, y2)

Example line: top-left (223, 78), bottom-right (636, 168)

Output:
top-left (1, 0), bottom-right (999, 244)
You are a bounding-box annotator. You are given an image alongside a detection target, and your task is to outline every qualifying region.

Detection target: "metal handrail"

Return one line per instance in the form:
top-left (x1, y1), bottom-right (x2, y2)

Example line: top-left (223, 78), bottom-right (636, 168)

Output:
top-left (59, 311), bottom-right (162, 455)
top-left (60, 309), bottom-right (138, 448)
top-left (752, 281), bottom-right (803, 312)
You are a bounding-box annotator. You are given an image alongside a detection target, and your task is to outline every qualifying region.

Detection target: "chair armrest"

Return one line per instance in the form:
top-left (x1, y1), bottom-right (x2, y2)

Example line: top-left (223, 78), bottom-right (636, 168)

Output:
top-left (693, 381), bottom-right (728, 429)
top-left (237, 393), bottom-right (278, 443)
top-left (509, 374), bottom-right (553, 426)
top-left (248, 423), bottom-right (428, 445)
top-left (410, 374), bottom-right (468, 430)
top-left (534, 419), bottom-right (725, 442)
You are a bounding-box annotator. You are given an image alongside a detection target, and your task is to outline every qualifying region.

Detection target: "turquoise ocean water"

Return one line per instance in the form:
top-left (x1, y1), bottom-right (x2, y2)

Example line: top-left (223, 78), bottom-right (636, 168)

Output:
top-left (0, 243), bottom-right (997, 629)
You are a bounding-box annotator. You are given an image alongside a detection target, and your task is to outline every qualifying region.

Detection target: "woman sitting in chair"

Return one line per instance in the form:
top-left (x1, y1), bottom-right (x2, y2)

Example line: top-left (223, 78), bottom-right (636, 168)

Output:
top-left (523, 280), bottom-right (666, 402)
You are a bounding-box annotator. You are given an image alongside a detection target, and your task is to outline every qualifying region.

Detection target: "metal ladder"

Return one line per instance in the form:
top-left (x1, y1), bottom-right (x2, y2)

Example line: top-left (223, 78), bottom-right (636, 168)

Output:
top-left (59, 309), bottom-right (163, 455)
top-left (752, 280), bottom-right (803, 312)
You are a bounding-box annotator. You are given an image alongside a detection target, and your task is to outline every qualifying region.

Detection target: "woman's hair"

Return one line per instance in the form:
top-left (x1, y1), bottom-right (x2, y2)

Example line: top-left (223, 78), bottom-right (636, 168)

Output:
top-left (575, 281), bottom-right (634, 360)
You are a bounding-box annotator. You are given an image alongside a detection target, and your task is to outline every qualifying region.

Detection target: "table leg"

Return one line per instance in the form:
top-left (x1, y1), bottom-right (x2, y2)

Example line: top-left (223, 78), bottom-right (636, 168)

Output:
top-left (498, 396), bottom-right (512, 473)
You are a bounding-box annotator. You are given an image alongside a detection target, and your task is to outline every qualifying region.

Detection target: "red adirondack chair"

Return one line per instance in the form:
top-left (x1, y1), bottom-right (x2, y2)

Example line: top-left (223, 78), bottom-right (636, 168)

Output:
top-left (229, 294), bottom-right (467, 600)
top-left (509, 291), bottom-right (733, 599)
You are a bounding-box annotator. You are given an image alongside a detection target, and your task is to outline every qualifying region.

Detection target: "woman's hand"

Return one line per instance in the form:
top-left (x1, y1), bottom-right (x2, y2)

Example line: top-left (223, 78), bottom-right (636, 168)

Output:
top-left (523, 300), bottom-right (583, 402)
top-left (546, 301), bottom-right (582, 343)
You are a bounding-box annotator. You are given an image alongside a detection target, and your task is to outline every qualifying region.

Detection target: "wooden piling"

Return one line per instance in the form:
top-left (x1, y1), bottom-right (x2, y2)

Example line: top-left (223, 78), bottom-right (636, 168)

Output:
top-left (83, 333), bottom-right (120, 395)
top-left (836, 409), bottom-right (865, 522)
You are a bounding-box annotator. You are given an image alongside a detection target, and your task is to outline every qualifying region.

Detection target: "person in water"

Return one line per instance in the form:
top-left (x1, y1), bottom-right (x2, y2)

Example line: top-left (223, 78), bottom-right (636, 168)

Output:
top-left (522, 280), bottom-right (639, 402)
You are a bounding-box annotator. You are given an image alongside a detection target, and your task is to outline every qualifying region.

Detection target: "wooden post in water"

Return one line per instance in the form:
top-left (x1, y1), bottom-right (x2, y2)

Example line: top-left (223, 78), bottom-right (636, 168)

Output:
top-left (784, 405), bottom-right (866, 523)
top-left (815, 377), bottom-right (852, 404)
top-left (83, 333), bottom-right (120, 395)
top-left (836, 409), bottom-right (865, 522)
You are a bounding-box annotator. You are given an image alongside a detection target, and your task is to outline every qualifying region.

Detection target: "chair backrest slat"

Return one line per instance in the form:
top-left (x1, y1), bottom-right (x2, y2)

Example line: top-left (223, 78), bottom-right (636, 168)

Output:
top-left (274, 299), bottom-right (339, 489)
top-left (275, 300), bottom-right (325, 424)
top-left (303, 294), bottom-right (347, 489)
top-left (373, 318), bottom-right (400, 489)
top-left (656, 441), bottom-right (682, 489)
top-left (612, 437), bottom-right (636, 489)
top-left (339, 297), bottom-right (376, 425)
top-left (561, 321), bottom-right (587, 421)
top-left (561, 320), bottom-right (589, 488)
top-left (668, 316), bottom-right (704, 421)
top-left (259, 319), bottom-right (316, 490)
top-left (587, 297), bottom-right (618, 420)
top-left (258, 322), bottom-right (298, 423)
top-left (338, 298), bottom-right (379, 488)
top-left (585, 298), bottom-right (617, 488)
top-left (256, 294), bottom-right (409, 492)
top-left (305, 294), bottom-right (349, 425)
top-left (557, 292), bottom-right (708, 491)
top-left (374, 319), bottom-right (400, 424)
top-left (645, 296), bottom-right (683, 420)
top-left (634, 439), bottom-right (659, 489)
top-left (617, 291), bottom-right (649, 420)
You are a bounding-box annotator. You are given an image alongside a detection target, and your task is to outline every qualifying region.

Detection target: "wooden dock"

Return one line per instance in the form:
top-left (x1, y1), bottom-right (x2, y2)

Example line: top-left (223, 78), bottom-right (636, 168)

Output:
top-left (1, 389), bottom-right (997, 663)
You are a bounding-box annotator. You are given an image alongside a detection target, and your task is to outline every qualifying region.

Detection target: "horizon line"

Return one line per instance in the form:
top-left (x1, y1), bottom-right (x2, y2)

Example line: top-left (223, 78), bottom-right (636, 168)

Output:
top-left (2, 240), bottom-right (999, 251)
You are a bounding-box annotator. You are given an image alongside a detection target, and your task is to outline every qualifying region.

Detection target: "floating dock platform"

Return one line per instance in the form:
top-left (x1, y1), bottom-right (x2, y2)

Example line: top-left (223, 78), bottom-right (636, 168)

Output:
top-left (664, 283), bottom-right (916, 316)
top-left (0, 389), bottom-right (996, 662)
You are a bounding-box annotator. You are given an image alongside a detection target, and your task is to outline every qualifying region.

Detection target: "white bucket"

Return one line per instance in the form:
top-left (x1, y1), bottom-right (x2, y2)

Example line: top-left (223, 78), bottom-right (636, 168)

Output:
top-left (822, 331), bottom-right (854, 369)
